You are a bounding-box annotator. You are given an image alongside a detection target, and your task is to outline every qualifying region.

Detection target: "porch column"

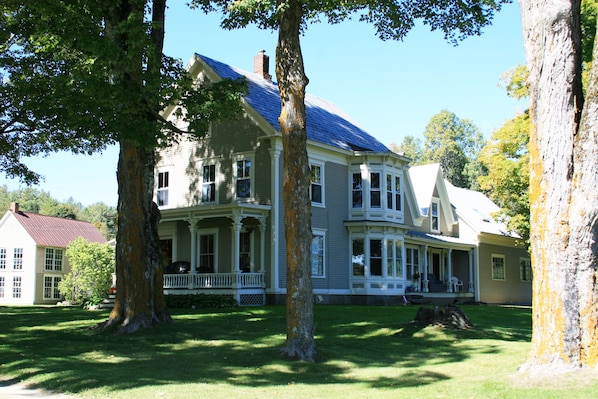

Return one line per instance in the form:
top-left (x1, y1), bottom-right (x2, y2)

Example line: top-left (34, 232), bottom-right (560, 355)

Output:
top-left (446, 248), bottom-right (453, 292)
top-left (422, 245), bottom-right (429, 292)
top-left (468, 249), bottom-right (475, 292)
top-left (231, 210), bottom-right (243, 273)
top-left (187, 221), bottom-right (198, 273)
top-left (258, 215), bottom-right (266, 273)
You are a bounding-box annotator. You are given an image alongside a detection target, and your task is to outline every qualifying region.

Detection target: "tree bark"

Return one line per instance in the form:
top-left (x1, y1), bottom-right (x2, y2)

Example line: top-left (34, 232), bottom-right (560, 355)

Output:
top-left (276, 0), bottom-right (316, 361)
top-left (519, 0), bottom-right (598, 374)
top-left (98, 0), bottom-right (171, 333)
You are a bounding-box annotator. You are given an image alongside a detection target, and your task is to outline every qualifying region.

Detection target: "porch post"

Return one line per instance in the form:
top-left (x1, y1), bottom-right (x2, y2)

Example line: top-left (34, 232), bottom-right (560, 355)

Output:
top-left (231, 210), bottom-right (243, 273)
top-left (258, 215), bottom-right (266, 273)
top-left (422, 245), bottom-right (429, 292)
top-left (468, 249), bottom-right (475, 292)
top-left (189, 223), bottom-right (197, 273)
top-left (446, 248), bottom-right (453, 292)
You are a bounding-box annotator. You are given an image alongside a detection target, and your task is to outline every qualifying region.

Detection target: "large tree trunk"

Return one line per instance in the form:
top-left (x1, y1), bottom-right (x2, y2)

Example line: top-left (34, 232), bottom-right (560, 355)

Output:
top-left (101, 142), bottom-right (171, 333)
top-left (276, 0), bottom-right (316, 361)
top-left (519, 0), bottom-right (598, 374)
top-left (98, 0), bottom-right (171, 333)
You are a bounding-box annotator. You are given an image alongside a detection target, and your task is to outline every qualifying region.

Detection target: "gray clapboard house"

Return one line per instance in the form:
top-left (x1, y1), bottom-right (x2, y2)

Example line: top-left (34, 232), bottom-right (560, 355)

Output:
top-left (155, 51), bottom-right (531, 306)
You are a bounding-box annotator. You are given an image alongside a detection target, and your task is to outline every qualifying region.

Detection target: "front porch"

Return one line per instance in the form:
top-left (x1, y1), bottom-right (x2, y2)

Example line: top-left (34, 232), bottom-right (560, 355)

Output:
top-left (163, 272), bottom-right (266, 306)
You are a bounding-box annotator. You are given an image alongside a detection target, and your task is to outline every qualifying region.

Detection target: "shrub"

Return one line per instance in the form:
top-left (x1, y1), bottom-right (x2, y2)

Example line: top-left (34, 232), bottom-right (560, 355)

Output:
top-left (58, 237), bottom-right (115, 306)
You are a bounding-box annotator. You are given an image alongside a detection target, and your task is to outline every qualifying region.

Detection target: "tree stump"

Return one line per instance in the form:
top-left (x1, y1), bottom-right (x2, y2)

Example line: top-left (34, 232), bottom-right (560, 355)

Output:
top-left (413, 305), bottom-right (474, 329)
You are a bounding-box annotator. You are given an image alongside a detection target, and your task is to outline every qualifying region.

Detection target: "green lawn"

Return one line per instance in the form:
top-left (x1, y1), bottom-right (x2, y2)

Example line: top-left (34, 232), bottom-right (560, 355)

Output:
top-left (0, 304), bottom-right (596, 398)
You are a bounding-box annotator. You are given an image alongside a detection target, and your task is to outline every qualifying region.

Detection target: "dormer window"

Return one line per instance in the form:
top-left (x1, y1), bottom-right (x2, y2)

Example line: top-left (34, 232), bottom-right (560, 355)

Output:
top-left (430, 199), bottom-right (440, 232)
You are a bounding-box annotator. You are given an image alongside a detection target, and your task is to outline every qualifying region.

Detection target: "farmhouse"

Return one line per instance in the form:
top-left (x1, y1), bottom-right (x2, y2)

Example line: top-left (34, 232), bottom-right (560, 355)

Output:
top-left (0, 202), bottom-right (106, 305)
top-left (155, 51), bottom-right (531, 306)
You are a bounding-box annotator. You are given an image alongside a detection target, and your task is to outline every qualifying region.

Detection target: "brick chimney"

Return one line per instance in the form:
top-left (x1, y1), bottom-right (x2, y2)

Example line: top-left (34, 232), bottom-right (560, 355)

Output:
top-left (9, 202), bottom-right (19, 213)
top-left (254, 50), bottom-right (272, 82)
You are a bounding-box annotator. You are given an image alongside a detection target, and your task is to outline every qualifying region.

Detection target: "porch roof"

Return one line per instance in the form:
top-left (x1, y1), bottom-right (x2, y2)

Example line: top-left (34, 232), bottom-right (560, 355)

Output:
top-left (159, 202), bottom-right (271, 223)
top-left (405, 230), bottom-right (475, 250)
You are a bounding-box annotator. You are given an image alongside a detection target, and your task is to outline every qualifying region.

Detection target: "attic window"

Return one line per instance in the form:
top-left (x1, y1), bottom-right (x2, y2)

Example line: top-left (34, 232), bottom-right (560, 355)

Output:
top-left (430, 200), bottom-right (440, 232)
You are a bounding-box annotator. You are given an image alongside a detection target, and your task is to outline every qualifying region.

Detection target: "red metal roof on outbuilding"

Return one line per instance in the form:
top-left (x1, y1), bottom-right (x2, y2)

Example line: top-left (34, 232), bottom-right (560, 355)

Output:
top-left (12, 210), bottom-right (107, 247)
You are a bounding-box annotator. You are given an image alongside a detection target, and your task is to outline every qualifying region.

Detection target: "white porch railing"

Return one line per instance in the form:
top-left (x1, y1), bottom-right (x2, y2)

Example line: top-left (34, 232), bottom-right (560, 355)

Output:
top-left (163, 273), bottom-right (265, 290)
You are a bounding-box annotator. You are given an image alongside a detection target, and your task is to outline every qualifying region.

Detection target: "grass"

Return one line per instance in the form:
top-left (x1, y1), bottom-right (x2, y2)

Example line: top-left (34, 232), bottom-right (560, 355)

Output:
top-left (0, 304), bottom-right (596, 398)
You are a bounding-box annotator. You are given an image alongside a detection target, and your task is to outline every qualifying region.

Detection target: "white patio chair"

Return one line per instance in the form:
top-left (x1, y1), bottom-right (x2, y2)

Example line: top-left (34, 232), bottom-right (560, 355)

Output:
top-left (451, 276), bottom-right (463, 292)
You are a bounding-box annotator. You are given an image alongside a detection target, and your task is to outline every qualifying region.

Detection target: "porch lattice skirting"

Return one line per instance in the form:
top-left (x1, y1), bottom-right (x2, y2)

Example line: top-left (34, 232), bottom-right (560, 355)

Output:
top-left (163, 273), bottom-right (266, 306)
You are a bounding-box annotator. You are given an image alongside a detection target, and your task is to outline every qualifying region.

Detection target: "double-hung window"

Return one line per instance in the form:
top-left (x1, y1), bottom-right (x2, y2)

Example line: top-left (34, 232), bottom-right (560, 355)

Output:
top-left (386, 174), bottom-right (402, 211)
top-left (370, 173), bottom-right (381, 208)
top-left (13, 248), bottom-right (23, 270)
top-left (157, 171), bottom-right (169, 206)
top-left (12, 276), bottom-right (21, 298)
top-left (45, 248), bottom-right (63, 271)
top-left (0, 248), bottom-right (5, 269)
top-left (492, 254), bottom-right (506, 280)
top-left (236, 159), bottom-right (251, 199)
top-left (430, 200), bottom-right (440, 232)
top-left (202, 164), bottom-right (216, 202)
top-left (310, 164), bottom-right (323, 205)
top-left (352, 173), bottom-right (363, 208)
top-left (311, 231), bottom-right (325, 277)
top-left (520, 258), bottom-right (532, 281)
top-left (0, 276), bottom-right (4, 298)
top-left (386, 239), bottom-right (403, 278)
top-left (44, 276), bottom-right (62, 300)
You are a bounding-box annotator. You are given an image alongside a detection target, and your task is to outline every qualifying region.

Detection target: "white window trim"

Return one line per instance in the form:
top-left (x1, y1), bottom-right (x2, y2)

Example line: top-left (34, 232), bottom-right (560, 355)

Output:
top-left (156, 169), bottom-right (170, 207)
top-left (309, 161), bottom-right (325, 207)
top-left (197, 228), bottom-right (219, 273)
top-left (12, 275), bottom-right (22, 298)
top-left (233, 153), bottom-right (254, 202)
top-left (13, 248), bottom-right (23, 270)
top-left (491, 253), bottom-right (506, 281)
top-left (385, 172), bottom-right (403, 212)
top-left (43, 274), bottom-right (62, 300)
top-left (199, 160), bottom-right (219, 204)
top-left (0, 248), bottom-right (6, 270)
top-left (520, 257), bottom-right (532, 282)
top-left (311, 229), bottom-right (326, 278)
top-left (430, 198), bottom-right (440, 233)
top-left (45, 247), bottom-right (64, 272)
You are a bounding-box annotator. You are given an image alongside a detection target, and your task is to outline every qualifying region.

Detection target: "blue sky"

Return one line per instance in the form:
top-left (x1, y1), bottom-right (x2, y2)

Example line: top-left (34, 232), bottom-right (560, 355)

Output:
top-left (1, 1), bottom-right (528, 207)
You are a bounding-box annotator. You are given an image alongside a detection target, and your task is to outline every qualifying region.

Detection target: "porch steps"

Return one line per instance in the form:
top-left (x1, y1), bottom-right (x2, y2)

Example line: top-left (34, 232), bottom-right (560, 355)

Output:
top-left (99, 294), bottom-right (116, 310)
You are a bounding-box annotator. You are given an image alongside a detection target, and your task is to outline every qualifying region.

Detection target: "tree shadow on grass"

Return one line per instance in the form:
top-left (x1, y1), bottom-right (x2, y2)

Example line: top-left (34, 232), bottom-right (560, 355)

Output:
top-left (0, 304), bottom-right (530, 396)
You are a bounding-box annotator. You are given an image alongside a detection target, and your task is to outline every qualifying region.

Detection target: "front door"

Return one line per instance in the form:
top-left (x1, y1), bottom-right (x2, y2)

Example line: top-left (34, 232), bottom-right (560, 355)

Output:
top-left (431, 250), bottom-right (442, 282)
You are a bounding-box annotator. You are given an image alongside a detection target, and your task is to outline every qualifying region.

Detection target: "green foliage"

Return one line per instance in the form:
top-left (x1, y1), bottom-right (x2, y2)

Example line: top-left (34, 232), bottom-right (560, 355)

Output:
top-left (500, 65), bottom-right (529, 100)
top-left (164, 294), bottom-right (239, 309)
top-left (389, 135), bottom-right (423, 164)
top-left (194, 0), bottom-right (510, 43)
top-left (582, 0), bottom-right (598, 64)
top-left (478, 111), bottom-right (530, 245)
top-left (421, 110), bottom-right (486, 189)
top-left (1, 0), bottom-right (247, 183)
top-left (58, 237), bottom-right (115, 306)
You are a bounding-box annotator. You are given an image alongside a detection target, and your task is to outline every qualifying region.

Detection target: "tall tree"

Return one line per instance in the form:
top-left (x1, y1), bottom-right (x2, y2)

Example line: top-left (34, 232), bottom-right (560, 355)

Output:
top-left (3, 0), bottom-right (246, 333)
top-left (197, 0), bottom-right (509, 361)
top-left (519, 0), bottom-right (598, 373)
top-left (421, 110), bottom-right (486, 189)
top-left (478, 111), bottom-right (530, 245)
top-left (389, 135), bottom-right (423, 164)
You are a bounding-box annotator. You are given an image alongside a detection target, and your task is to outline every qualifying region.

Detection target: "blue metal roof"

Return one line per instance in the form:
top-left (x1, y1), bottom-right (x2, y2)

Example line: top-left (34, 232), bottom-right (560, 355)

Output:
top-left (199, 54), bottom-right (390, 153)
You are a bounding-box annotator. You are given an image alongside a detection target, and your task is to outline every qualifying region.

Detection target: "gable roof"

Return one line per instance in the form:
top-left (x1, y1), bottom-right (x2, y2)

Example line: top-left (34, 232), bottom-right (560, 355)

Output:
top-left (7, 210), bottom-right (106, 247)
top-left (445, 181), bottom-right (518, 238)
top-left (193, 54), bottom-right (390, 153)
top-left (408, 163), bottom-right (455, 227)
